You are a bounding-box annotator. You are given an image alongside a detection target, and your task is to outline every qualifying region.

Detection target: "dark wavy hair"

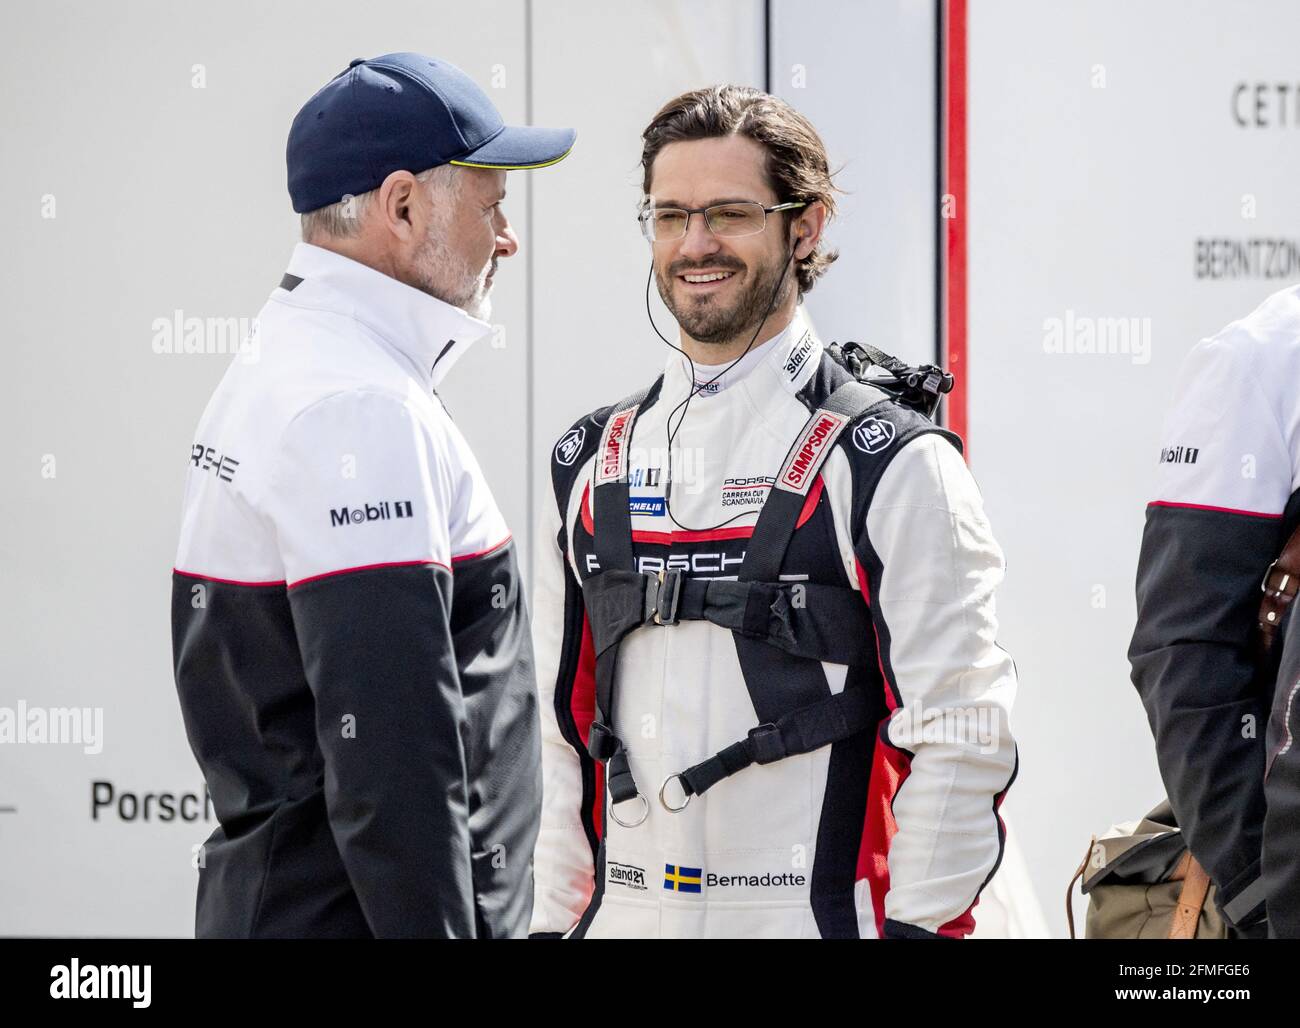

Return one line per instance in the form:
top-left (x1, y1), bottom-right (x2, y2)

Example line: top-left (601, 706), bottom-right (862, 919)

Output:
top-left (640, 84), bottom-right (841, 295)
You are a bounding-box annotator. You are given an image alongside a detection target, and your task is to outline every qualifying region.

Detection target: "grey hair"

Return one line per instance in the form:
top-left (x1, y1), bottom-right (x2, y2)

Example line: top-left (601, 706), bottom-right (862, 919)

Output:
top-left (300, 164), bottom-right (463, 241)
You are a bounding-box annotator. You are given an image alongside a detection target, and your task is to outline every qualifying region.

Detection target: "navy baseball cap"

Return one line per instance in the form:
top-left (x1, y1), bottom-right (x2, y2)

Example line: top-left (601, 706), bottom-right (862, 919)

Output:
top-left (287, 52), bottom-right (576, 213)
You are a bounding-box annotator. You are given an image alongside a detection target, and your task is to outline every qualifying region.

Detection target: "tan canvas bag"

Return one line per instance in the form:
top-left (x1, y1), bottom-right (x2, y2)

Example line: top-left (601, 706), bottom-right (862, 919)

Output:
top-left (1066, 800), bottom-right (1225, 939)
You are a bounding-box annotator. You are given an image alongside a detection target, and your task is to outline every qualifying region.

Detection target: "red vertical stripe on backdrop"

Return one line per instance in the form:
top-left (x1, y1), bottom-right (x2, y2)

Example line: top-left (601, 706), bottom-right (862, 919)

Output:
top-left (944, 0), bottom-right (969, 455)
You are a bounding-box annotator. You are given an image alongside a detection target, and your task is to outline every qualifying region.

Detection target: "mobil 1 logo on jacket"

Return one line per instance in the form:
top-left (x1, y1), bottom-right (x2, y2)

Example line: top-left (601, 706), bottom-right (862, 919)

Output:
top-left (330, 499), bottom-right (414, 526)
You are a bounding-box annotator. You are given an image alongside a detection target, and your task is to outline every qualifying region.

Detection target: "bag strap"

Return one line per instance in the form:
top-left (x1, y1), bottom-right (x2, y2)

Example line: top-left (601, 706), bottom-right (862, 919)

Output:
top-left (1167, 851), bottom-right (1213, 939)
top-left (1065, 836), bottom-right (1095, 940)
top-left (1259, 522), bottom-right (1300, 653)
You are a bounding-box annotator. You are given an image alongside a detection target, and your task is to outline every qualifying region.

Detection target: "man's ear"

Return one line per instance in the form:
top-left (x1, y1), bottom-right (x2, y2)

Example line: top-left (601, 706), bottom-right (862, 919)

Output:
top-left (377, 170), bottom-right (419, 242)
top-left (791, 201), bottom-right (827, 261)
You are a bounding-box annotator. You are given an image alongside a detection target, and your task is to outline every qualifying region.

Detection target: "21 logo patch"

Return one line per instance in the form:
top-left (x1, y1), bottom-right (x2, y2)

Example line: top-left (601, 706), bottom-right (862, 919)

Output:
top-left (852, 417), bottom-right (896, 454)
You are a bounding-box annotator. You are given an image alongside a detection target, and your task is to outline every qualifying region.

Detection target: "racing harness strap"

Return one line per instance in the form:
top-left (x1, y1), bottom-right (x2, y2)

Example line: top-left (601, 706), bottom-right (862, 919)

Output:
top-left (584, 380), bottom-right (660, 809)
top-left (581, 378), bottom-right (885, 816)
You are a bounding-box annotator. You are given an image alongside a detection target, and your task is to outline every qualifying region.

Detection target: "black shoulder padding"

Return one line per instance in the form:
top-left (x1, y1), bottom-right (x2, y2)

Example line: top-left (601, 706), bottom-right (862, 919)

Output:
top-left (548, 376), bottom-right (666, 524)
top-left (796, 348), bottom-right (963, 525)
top-left (549, 406), bottom-right (609, 522)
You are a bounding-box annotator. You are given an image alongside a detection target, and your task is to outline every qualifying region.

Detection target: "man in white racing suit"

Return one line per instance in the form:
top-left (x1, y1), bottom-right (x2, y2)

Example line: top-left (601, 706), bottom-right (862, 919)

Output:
top-left (528, 85), bottom-right (1018, 939)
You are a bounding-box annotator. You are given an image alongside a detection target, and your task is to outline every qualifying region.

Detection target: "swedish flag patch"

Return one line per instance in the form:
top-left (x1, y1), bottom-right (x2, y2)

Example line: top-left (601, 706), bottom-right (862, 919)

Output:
top-left (663, 864), bottom-right (702, 893)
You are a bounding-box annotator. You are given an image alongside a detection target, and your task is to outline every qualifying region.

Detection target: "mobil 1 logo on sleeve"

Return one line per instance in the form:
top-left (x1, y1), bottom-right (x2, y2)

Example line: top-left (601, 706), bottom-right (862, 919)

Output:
top-left (330, 499), bottom-right (414, 527)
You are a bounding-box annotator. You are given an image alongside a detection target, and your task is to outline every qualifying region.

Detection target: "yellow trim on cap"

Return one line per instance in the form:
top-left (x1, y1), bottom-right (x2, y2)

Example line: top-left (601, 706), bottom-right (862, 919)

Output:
top-left (449, 147), bottom-right (573, 171)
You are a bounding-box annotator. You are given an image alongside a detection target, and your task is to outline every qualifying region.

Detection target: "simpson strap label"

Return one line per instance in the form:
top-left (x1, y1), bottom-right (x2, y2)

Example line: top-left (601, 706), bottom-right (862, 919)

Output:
top-left (775, 409), bottom-right (850, 495)
top-left (595, 404), bottom-right (638, 486)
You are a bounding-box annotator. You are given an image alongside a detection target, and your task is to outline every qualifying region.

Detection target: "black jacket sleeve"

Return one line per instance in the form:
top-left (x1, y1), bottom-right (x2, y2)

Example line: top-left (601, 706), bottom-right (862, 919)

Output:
top-left (1129, 503), bottom-right (1281, 928)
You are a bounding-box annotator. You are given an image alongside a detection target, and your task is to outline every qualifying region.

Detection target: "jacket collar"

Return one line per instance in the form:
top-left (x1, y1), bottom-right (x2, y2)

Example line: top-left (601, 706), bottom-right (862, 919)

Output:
top-left (279, 242), bottom-right (492, 387)
top-left (664, 306), bottom-right (822, 403)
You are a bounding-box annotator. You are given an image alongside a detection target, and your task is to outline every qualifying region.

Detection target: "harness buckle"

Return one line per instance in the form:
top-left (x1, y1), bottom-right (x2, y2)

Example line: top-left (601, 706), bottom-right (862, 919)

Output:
top-left (646, 568), bottom-right (683, 625)
top-left (747, 723), bottom-right (787, 764)
top-left (1262, 560), bottom-right (1295, 601)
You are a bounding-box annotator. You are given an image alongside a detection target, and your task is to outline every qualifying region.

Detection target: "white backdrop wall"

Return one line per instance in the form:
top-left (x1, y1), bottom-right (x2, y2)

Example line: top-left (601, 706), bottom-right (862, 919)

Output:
top-left (968, 0), bottom-right (1300, 937)
top-left (770, 0), bottom-right (938, 364)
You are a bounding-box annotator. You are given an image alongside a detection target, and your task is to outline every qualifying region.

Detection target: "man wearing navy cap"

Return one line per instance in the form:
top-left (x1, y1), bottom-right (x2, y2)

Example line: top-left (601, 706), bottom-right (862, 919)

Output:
top-left (171, 53), bottom-right (574, 938)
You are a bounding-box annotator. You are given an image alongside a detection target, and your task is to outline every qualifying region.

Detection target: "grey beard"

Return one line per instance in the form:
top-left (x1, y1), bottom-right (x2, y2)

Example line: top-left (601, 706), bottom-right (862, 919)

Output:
top-left (411, 230), bottom-right (489, 319)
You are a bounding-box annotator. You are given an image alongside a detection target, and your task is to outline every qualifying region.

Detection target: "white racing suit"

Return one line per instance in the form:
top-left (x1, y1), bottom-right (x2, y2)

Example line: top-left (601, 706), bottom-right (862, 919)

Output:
top-left (529, 310), bottom-right (1019, 939)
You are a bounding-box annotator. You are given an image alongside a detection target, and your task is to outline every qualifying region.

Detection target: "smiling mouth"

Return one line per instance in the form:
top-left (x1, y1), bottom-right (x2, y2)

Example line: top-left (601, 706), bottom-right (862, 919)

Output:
top-left (678, 270), bottom-right (736, 285)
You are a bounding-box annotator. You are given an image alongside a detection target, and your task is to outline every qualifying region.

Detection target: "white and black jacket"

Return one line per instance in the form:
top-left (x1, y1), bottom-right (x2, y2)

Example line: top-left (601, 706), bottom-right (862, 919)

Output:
top-left (171, 243), bottom-right (539, 938)
top-left (1129, 283), bottom-right (1300, 935)
top-left (529, 311), bottom-right (1019, 939)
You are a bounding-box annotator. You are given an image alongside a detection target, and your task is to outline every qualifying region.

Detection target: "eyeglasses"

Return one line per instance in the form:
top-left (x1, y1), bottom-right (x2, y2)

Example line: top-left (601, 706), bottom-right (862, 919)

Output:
top-left (637, 200), bottom-right (808, 242)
